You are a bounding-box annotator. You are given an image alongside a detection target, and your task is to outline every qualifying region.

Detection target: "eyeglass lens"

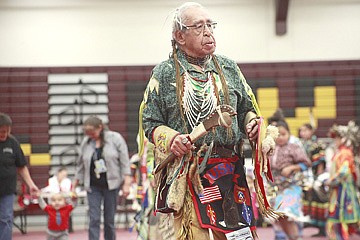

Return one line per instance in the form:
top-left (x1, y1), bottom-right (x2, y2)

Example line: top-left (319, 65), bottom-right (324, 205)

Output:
top-left (195, 23), bottom-right (216, 34)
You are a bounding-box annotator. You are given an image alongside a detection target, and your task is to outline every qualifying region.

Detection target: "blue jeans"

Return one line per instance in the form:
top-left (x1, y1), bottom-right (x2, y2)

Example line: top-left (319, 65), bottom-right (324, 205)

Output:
top-left (0, 194), bottom-right (15, 240)
top-left (87, 186), bottom-right (119, 240)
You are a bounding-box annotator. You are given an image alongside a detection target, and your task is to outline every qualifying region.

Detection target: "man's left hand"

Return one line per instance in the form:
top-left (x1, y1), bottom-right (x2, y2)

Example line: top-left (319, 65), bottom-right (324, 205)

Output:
top-left (246, 118), bottom-right (259, 142)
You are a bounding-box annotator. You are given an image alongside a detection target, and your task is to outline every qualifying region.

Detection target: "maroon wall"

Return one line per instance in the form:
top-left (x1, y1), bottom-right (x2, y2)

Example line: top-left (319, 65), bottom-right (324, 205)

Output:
top-left (1, 60), bottom-right (359, 164)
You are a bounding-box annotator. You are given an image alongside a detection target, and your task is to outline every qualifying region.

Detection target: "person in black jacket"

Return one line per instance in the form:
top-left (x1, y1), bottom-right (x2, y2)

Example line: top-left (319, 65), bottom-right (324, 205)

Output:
top-left (0, 112), bottom-right (38, 240)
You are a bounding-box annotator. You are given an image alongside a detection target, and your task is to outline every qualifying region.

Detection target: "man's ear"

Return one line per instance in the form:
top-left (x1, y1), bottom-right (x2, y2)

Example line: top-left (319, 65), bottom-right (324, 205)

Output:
top-left (174, 30), bottom-right (186, 46)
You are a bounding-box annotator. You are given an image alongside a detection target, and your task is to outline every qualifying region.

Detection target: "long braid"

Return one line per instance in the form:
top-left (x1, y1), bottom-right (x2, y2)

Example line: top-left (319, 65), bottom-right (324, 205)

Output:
top-left (212, 55), bottom-right (230, 106)
top-left (212, 55), bottom-right (233, 139)
top-left (172, 40), bottom-right (188, 134)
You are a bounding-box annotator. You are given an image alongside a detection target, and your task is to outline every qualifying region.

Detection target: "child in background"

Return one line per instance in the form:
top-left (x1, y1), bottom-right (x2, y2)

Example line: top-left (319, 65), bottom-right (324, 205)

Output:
top-left (268, 120), bottom-right (311, 240)
top-left (42, 167), bottom-right (72, 194)
top-left (326, 121), bottom-right (360, 240)
top-left (37, 192), bottom-right (76, 240)
top-left (299, 123), bottom-right (326, 177)
top-left (267, 109), bottom-right (307, 240)
top-left (41, 167), bottom-right (74, 232)
top-left (268, 108), bottom-right (305, 150)
top-left (299, 123), bottom-right (328, 237)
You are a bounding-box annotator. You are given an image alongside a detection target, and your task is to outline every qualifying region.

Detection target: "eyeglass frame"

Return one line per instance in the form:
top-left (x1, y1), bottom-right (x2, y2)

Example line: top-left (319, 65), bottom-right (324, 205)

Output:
top-left (181, 21), bottom-right (217, 35)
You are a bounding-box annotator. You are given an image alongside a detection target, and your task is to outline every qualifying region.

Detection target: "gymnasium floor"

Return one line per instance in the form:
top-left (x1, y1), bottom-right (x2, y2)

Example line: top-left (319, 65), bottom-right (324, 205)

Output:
top-left (13, 226), bottom-right (356, 240)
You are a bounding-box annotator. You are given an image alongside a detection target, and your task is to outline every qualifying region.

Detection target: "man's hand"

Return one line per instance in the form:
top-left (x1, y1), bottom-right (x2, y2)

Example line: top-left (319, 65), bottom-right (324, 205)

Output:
top-left (18, 166), bottom-right (39, 197)
top-left (246, 118), bottom-right (259, 142)
top-left (170, 134), bottom-right (193, 157)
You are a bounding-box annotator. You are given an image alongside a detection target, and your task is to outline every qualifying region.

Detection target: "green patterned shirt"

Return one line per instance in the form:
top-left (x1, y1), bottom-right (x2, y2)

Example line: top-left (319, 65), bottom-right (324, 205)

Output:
top-left (142, 50), bottom-right (255, 146)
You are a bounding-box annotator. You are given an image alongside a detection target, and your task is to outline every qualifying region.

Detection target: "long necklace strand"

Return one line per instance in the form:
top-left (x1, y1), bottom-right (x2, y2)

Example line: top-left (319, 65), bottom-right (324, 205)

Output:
top-left (181, 67), bottom-right (217, 129)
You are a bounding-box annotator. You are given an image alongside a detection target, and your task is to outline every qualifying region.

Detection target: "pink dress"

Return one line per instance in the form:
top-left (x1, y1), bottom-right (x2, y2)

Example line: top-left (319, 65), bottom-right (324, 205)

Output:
top-left (269, 142), bottom-right (311, 221)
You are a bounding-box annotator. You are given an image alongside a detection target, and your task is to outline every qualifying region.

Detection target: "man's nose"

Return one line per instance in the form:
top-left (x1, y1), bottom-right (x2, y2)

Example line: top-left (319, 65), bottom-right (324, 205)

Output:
top-left (203, 27), bottom-right (212, 36)
top-left (203, 24), bottom-right (211, 34)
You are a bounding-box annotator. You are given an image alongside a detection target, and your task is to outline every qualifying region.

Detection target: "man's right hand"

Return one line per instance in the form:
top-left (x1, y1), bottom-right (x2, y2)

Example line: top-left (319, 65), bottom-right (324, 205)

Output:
top-left (170, 134), bottom-right (193, 157)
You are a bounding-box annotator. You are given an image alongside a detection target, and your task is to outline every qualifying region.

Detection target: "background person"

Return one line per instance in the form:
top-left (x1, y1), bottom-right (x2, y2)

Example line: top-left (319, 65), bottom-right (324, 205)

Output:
top-left (37, 192), bottom-right (76, 240)
top-left (42, 167), bottom-right (72, 194)
top-left (326, 120), bottom-right (360, 240)
top-left (0, 112), bottom-right (39, 240)
top-left (42, 167), bottom-right (74, 232)
top-left (298, 123), bottom-right (328, 237)
top-left (268, 120), bottom-right (311, 240)
top-left (267, 109), bottom-right (306, 240)
top-left (268, 108), bottom-right (305, 150)
top-left (73, 116), bottom-right (132, 240)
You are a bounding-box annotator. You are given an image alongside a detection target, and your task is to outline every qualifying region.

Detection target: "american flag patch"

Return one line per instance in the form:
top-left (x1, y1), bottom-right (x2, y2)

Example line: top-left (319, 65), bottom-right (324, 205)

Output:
top-left (199, 185), bottom-right (222, 204)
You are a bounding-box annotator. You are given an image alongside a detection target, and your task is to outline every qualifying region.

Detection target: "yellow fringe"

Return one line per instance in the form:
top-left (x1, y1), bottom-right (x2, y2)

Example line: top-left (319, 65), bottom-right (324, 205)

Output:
top-left (189, 144), bottom-right (207, 196)
top-left (176, 189), bottom-right (193, 240)
top-left (137, 101), bottom-right (146, 157)
top-left (253, 179), bottom-right (284, 220)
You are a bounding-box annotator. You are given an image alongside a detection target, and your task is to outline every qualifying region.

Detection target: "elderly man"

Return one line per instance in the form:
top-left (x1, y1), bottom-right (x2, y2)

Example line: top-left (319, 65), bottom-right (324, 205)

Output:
top-left (140, 2), bottom-right (263, 240)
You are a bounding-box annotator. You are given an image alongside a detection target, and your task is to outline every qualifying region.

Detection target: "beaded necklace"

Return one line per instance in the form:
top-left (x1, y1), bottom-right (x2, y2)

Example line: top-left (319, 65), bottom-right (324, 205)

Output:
top-left (178, 60), bottom-right (217, 129)
top-left (181, 50), bottom-right (211, 70)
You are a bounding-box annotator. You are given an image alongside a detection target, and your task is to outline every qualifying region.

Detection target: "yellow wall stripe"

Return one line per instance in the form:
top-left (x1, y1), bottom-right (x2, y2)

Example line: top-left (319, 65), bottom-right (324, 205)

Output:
top-left (20, 144), bottom-right (32, 156)
top-left (257, 86), bottom-right (336, 134)
top-left (30, 153), bottom-right (51, 166)
top-left (313, 86), bottom-right (336, 118)
top-left (258, 88), bottom-right (279, 123)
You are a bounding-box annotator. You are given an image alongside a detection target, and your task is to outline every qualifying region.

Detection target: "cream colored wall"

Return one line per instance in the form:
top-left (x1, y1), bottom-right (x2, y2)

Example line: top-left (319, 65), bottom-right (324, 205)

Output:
top-left (0, 0), bottom-right (359, 67)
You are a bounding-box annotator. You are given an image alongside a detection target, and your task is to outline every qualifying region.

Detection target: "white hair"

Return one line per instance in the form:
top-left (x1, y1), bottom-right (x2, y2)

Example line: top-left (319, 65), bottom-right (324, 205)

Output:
top-left (172, 2), bottom-right (204, 39)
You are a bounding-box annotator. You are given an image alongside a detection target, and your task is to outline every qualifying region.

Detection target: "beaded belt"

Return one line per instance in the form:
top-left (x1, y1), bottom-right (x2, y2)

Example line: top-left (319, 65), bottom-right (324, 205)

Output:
top-left (211, 145), bottom-right (235, 158)
top-left (195, 144), bottom-right (235, 158)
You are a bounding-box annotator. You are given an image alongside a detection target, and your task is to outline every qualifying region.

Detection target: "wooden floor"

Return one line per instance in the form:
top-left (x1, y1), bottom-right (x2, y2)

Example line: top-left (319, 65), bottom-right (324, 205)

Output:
top-left (13, 226), bottom-right (360, 240)
top-left (13, 228), bottom-right (136, 240)
top-left (11, 207), bottom-right (360, 240)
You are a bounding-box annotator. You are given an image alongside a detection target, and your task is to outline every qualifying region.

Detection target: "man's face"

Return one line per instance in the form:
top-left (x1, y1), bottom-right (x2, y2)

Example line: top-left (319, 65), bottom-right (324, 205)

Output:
top-left (178, 7), bottom-right (216, 58)
top-left (0, 125), bottom-right (11, 142)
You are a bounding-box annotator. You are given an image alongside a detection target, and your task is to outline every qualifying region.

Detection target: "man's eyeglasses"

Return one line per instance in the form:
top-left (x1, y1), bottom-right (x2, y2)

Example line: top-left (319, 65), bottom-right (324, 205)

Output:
top-left (182, 22), bottom-right (217, 35)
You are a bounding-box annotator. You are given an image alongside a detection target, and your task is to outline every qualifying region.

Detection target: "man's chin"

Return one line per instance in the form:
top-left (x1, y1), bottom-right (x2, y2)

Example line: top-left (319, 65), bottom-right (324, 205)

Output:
top-left (203, 48), bottom-right (215, 56)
